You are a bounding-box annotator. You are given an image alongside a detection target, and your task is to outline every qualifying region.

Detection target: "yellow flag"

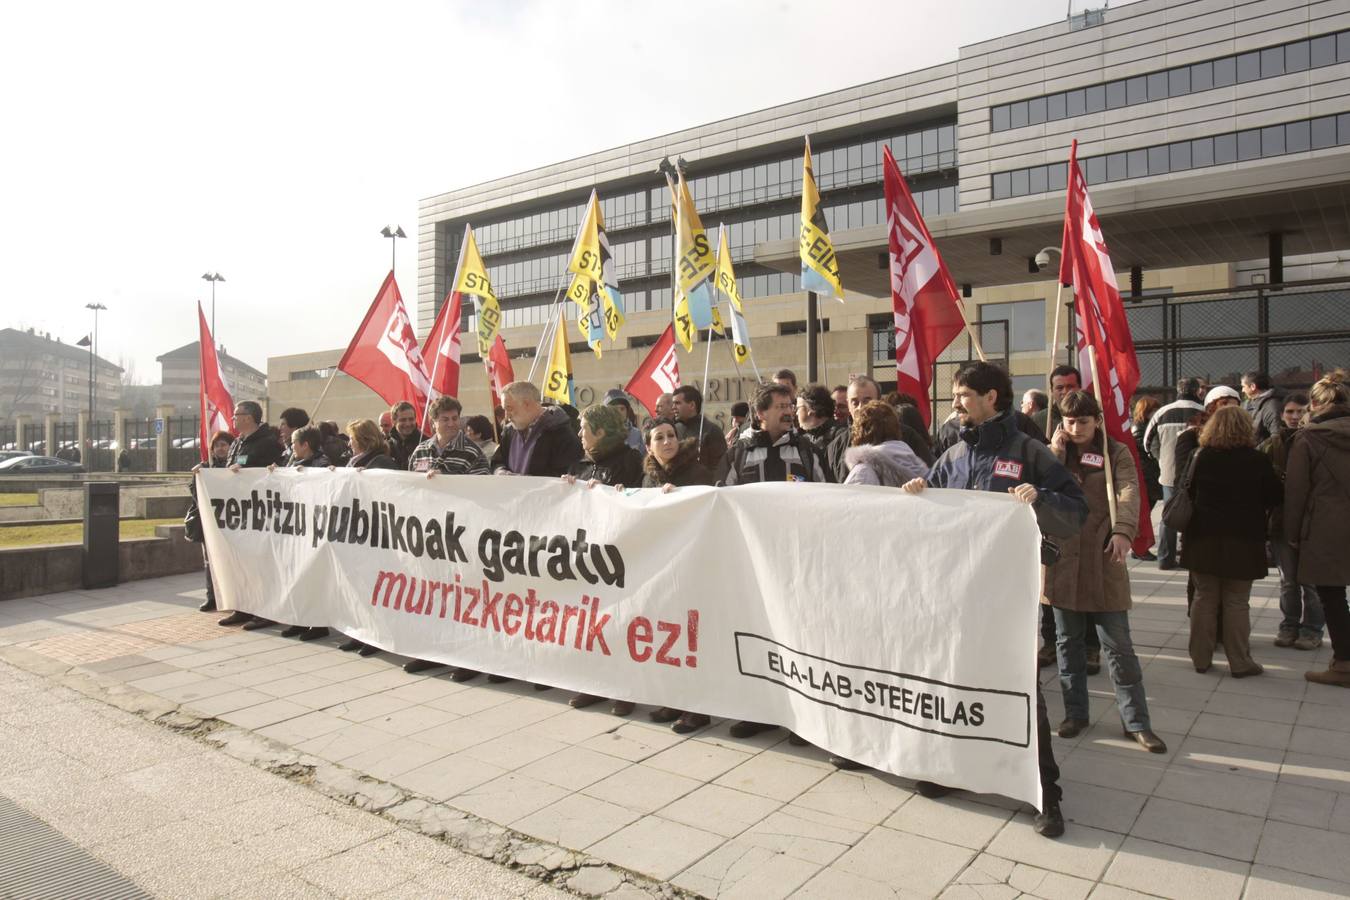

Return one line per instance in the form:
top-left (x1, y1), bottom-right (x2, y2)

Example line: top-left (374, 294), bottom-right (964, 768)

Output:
top-left (566, 273), bottom-right (590, 311)
top-left (710, 304), bottom-right (724, 336)
top-left (543, 308), bottom-right (574, 405)
top-left (674, 176), bottom-right (715, 298)
top-left (673, 293), bottom-right (695, 352)
top-left (715, 227), bottom-right (744, 313)
top-left (454, 226), bottom-right (502, 355)
top-left (799, 137), bottom-right (844, 300)
top-left (566, 190), bottom-right (624, 353)
top-left (567, 193), bottom-right (604, 283)
top-left (600, 284), bottom-right (624, 341)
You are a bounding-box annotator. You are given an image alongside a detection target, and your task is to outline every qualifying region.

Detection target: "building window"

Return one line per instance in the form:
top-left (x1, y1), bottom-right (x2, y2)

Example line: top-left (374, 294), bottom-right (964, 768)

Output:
top-left (980, 300), bottom-right (1045, 354)
top-left (989, 28), bottom-right (1350, 132)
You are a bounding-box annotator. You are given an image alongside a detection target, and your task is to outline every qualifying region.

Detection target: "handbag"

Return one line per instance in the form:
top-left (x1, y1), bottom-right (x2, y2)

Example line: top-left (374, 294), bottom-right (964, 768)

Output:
top-left (183, 502), bottom-right (204, 543)
top-left (1162, 448), bottom-right (1201, 532)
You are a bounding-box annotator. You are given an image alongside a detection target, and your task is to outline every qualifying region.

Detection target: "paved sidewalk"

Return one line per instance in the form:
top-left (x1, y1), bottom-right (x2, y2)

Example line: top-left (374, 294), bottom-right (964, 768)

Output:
top-left (1, 564), bottom-right (1348, 899)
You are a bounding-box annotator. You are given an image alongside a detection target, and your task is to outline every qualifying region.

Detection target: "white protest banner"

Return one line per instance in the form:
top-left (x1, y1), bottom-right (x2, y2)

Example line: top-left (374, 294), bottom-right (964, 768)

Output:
top-left (199, 469), bottom-right (1043, 806)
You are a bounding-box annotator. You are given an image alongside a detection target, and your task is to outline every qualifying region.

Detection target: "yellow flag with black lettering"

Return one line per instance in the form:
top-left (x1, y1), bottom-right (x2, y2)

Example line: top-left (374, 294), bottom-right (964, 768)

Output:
top-left (716, 226), bottom-right (753, 364)
top-left (566, 190), bottom-right (625, 355)
top-left (453, 226), bottom-right (502, 355)
top-left (799, 137), bottom-right (843, 300)
top-left (673, 293), bottom-right (695, 352)
top-left (674, 174), bottom-right (716, 330)
top-left (543, 307), bottom-right (574, 406)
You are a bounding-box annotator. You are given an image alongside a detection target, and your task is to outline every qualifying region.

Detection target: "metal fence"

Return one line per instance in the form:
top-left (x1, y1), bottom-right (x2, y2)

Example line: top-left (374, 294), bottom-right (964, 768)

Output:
top-left (1123, 280), bottom-right (1350, 397)
top-left (0, 424), bottom-right (13, 451)
top-left (166, 415), bottom-right (201, 471)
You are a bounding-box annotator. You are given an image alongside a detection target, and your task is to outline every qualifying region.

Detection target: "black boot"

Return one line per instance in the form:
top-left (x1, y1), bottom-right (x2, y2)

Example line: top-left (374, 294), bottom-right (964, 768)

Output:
top-left (218, 611), bottom-right (252, 627)
top-left (280, 625), bottom-right (306, 638)
top-left (1034, 802), bottom-right (1065, 838)
top-left (298, 627), bottom-right (329, 642)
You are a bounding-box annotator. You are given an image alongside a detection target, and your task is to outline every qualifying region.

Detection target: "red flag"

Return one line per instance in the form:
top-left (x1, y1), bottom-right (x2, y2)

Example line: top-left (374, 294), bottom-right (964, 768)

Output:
top-left (421, 289), bottom-right (463, 399)
top-left (624, 324), bottom-right (681, 419)
top-left (1060, 140), bottom-right (1155, 554)
top-left (882, 145), bottom-right (968, 427)
top-left (337, 271), bottom-right (432, 425)
top-left (197, 303), bottom-right (235, 463)
top-left (485, 334), bottom-right (515, 411)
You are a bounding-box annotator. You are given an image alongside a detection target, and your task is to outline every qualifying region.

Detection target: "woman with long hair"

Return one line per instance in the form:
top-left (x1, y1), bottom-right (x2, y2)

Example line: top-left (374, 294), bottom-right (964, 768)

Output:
top-left (1045, 392), bottom-right (1164, 752)
top-left (1284, 377), bottom-right (1350, 687)
top-left (641, 418), bottom-right (716, 733)
top-left (1130, 396), bottom-right (1162, 561)
top-left (1182, 405), bottom-right (1281, 676)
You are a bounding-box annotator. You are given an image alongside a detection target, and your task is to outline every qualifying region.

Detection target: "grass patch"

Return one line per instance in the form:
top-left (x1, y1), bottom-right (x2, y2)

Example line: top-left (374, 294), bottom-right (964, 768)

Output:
top-left (0, 493), bottom-right (39, 507)
top-left (0, 518), bottom-right (180, 548)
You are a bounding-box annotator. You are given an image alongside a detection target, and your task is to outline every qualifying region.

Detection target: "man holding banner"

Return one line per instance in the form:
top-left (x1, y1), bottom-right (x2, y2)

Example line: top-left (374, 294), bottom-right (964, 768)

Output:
top-left (490, 381), bottom-right (583, 479)
top-left (903, 361), bottom-right (1088, 838)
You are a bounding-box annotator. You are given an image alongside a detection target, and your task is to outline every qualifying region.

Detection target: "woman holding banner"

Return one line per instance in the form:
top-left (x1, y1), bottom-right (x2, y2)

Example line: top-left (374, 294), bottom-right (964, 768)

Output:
top-left (1043, 392), bottom-right (1164, 753)
top-left (564, 404), bottom-right (644, 715)
top-left (337, 419), bottom-right (398, 656)
top-left (639, 418), bottom-right (716, 733)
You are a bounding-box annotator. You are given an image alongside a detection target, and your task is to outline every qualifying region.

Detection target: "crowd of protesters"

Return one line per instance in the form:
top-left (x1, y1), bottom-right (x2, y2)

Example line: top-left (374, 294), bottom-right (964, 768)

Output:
top-left (191, 357), bottom-right (1350, 844)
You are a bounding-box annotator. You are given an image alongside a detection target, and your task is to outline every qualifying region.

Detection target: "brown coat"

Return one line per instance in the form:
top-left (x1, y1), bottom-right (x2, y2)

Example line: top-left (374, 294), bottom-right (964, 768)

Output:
top-left (1284, 406), bottom-right (1350, 586)
top-left (1043, 436), bottom-right (1140, 613)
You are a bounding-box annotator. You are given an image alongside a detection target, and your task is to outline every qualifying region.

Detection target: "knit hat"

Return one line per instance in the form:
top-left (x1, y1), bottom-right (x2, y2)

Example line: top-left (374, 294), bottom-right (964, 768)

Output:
top-left (1203, 385), bottom-right (1241, 408)
top-left (580, 404), bottom-right (627, 456)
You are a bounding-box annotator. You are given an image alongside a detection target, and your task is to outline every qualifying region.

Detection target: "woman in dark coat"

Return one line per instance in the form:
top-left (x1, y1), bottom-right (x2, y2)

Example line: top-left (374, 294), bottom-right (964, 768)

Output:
top-left (563, 404), bottom-right (645, 715)
top-left (1182, 405), bottom-right (1282, 676)
top-left (1284, 377), bottom-right (1350, 687)
top-left (337, 419), bottom-right (398, 656)
top-left (640, 419), bottom-right (715, 733)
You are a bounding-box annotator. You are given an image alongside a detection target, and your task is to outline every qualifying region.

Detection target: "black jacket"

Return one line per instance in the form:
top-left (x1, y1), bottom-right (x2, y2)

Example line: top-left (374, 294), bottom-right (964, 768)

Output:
top-left (568, 442), bottom-right (644, 487)
top-left (228, 424), bottom-right (284, 469)
top-left (927, 409), bottom-right (1088, 540)
top-left (387, 428), bottom-right (423, 471)
top-left (348, 451), bottom-right (397, 470)
top-left (675, 414), bottom-right (728, 472)
top-left (288, 454), bottom-right (330, 469)
top-left (642, 439), bottom-right (716, 488)
top-left (1245, 391), bottom-right (1284, 445)
top-left (1181, 446), bottom-right (1281, 580)
top-left (718, 428), bottom-right (828, 485)
top-left (934, 409), bottom-right (1046, 456)
top-left (491, 406), bottom-right (584, 477)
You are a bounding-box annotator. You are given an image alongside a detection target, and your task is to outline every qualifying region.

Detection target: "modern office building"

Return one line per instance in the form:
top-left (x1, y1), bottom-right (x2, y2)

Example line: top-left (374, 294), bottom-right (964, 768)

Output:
top-left (267, 0), bottom-right (1350, 428)
top-left (0, 327), bottom-right (122, 422)
top-left (156, 341), bottom-right (267, 415)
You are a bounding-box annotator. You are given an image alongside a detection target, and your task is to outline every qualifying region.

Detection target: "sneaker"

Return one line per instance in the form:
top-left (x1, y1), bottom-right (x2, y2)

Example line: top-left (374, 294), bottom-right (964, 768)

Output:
top-left (1293, 634), bottom-right (1324, 651)
top-left (1085, 648), bottom-right (1101, 675)
top-left (1305, 660), bottom-right (1350, 687)
top-left (1057, 718), bottom-right (1089, 739)
top-left (728, 721), bottom-right (778, 739)
top-left (1274, 629), bottom-right (1298, 648)
top-left (1033, 802), bottom-right (1065, 838)
top-left (915, 781), bottom-right (954, 799)
top-left (671, 712), bottom-right (710, 734)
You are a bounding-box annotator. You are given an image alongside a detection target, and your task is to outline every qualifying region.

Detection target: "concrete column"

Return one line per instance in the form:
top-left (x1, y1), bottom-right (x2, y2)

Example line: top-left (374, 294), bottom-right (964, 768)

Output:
top-left (44, 413), bottom-right (59, 458)
top-left (154, 404), bottom-right (174, 473)
top-left (113, 409), bottom-right (129, 473)
top-left (14, 416), bottom-right (31, 453)
top-left (77, 411), bottom-right (89, 469)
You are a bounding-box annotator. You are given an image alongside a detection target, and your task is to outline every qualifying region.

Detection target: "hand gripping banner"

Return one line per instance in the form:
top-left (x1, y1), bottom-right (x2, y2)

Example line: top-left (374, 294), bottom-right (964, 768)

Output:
top-left (199, 470), bottom-right (1044, 806)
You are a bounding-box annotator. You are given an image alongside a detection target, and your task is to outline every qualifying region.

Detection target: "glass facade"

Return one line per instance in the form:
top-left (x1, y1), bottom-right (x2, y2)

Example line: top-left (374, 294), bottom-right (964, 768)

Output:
top-left (990, 30), bottom-right (1350, 133)
top-left (453, 121), bottom-right (959, 333)
top-left (991, 113), bottom-right (1350, 200)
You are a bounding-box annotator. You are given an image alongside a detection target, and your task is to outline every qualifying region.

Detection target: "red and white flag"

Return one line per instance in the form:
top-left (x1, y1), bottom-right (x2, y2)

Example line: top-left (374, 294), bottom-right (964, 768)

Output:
top-left (485, 334), bottom-right (515, 411)
top-left (624, 324), bottom-right (680, 419)
top-left (337, 271), bottom-right (432, 425)
top-left (197, 303), bottom-right (235, 463)
top-left (882, 145), bottom-right (969, 427)
top-left (1059, 140), bottom-right (1155, 554)
top-left (421, 289), bottom-right (463, 400)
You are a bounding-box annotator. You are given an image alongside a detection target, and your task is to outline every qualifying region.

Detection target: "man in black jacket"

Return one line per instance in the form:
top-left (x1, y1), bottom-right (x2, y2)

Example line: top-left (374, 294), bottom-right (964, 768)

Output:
top-left (215, 400), bottom-right (284, 627)
top-left (671, 385), bottom-right (727, 472)
top-left (386, 401), bottom-right (423, 471)
top-left (1241, 371), bottom-right (1283, 444)
top-left (902, 361), bottom-right (1089, 840)
top-left (490, 382), bottom-right (584, 477)
top-left (827, 375), bottom-right (933, 481)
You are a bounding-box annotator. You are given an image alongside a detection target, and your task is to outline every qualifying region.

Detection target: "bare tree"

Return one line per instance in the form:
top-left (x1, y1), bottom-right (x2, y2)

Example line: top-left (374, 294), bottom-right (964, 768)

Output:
top-left (0, 346), bottom-right (42, 420)
top-left (118, 355), bottom-right (140, 387)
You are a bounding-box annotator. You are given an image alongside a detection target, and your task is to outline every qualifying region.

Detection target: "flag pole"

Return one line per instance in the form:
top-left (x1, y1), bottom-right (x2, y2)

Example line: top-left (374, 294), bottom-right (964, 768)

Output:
top-left (1086, 343), bottom-right (1119, 527)
top-left (953, 289), bottom-right (987, 363)
top-left (526, 285), bottom-right (566, 383)
top-left (1045, 280), bottom-right (1066, 435)
top-left (309, 366), bottom-right (341, 423)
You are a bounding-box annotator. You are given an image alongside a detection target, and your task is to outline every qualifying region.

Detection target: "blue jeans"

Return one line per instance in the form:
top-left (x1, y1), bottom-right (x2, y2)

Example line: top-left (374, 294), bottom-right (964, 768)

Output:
top-left (1273, 536), bottom-right (1324, 636)
top-left (1053, 608), bottom-right (1151, 732)
top-left (1158, 485), bottom-right (1178, 567)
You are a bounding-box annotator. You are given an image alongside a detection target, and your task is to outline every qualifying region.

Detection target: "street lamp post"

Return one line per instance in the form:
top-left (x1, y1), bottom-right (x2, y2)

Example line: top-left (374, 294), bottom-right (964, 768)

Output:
top-left (381, 225), bottom-right (406, 274)
top-left (84, 302), bottom-right (107, 465)
top-left (201, 272), bottom-right (225, 338)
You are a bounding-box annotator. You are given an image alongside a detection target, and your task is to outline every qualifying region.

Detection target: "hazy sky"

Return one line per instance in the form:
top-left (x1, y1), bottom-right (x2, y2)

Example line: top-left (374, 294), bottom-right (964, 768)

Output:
top-left (0, 0), bottom-right (1115, 384)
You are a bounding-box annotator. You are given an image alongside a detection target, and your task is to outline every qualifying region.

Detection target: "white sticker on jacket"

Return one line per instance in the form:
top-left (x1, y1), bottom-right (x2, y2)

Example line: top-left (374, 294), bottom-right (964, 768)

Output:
top-left (993, 458), bottom-right (1023, 479)
top-left (1080, 452), bottom-right (1105, 468)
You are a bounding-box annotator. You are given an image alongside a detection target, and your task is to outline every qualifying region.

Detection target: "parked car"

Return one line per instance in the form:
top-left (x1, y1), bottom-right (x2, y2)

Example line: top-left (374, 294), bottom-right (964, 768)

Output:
top-left (0, 450), bottom-right (33, 462)
top-left (0, 456), bottom-right (84, 474)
